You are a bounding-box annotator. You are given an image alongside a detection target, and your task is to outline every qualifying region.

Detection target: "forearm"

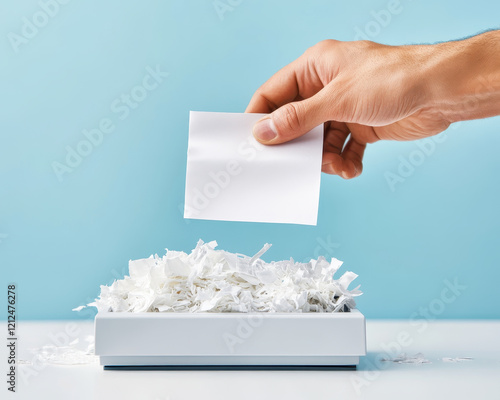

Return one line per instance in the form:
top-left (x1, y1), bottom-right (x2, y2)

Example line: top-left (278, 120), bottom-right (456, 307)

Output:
top-left (421, 30), bottom-right (500, 123)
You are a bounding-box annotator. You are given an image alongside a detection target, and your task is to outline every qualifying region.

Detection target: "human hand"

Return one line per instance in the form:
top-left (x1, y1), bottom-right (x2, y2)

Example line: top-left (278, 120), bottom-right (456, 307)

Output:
top-left (246, 33), bottom-right (500, 178)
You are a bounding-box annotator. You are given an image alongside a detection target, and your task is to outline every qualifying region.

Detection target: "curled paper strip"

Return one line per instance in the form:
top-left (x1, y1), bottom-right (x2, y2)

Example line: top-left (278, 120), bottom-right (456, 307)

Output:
top-left (442, 357), bottom-right (473, 362)
top-left (79, 240), bottom-right (362, 313)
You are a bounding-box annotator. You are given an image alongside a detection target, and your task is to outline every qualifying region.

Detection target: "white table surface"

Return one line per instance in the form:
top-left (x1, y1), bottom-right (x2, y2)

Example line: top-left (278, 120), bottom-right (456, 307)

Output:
top-left (5, 319), bottom-right (500, 400)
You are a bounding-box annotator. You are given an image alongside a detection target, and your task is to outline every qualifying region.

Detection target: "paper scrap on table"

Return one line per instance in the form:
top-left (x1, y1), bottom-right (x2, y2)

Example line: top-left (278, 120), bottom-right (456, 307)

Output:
top-left (184, 111), bottom-right (323, 225)
top-left (442, 357), bottom-right (473, 362)
top-left (18, 336), bottom-right (98, 366)
top-left (381, 353), bottom-right (431, 364)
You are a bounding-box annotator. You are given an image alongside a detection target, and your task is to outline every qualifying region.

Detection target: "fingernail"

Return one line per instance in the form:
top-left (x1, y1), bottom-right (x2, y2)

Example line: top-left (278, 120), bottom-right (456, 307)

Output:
top-left (253, 118), bottom-right (277, 142)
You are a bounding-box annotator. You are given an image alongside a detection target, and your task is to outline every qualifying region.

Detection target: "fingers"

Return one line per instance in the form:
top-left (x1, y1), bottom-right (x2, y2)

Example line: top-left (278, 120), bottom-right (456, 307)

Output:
top-left (323, 120), bottom-right (350, 153)
top-left (341, 135), bottom-right (366, 178)
top-left (322, 122), bottom-right (367, 179)
top-left (245, 54), bottom-right (321, 114)
top-left (252, 90), bottom-right (331, 145)
top-left (246, 49), bottom-right (328, 143)
top-left (244, 40), bottom-right (368, 177)
top-left (245, 59), bottom-right (302, 114)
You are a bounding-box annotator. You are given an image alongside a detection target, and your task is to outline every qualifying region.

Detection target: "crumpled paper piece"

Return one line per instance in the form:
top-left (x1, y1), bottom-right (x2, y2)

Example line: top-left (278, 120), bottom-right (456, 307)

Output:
top-left (18, 336), bottom-right (98, 366)
top-left (76, 240), bottom-right (362, 313)
top-left (381, 353), bottom-right (431, 364)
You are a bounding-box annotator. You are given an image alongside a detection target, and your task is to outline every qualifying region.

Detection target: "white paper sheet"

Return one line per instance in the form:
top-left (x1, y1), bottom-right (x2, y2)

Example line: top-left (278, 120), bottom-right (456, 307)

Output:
top-left (184, 111), bottom-right (323, 225)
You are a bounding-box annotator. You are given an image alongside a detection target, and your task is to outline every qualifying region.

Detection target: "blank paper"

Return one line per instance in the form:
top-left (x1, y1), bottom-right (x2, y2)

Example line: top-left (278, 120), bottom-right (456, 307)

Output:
top-left (184, 111), bottom-right (323, 225)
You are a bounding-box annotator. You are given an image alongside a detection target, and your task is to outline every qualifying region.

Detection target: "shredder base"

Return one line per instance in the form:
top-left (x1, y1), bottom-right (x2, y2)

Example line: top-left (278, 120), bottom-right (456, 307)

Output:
top-left (95, 310), bottom-right (366, 368)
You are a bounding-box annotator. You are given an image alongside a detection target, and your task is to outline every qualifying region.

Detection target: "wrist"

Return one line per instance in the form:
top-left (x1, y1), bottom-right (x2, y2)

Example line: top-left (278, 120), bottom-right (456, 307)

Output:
top-left (421, 31), bottom-right (500, 123)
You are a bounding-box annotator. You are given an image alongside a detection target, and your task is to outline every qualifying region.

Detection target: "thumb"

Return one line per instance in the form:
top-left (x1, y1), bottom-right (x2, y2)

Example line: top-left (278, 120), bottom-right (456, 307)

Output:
top-left (252, 93), bottom-right (329, 144)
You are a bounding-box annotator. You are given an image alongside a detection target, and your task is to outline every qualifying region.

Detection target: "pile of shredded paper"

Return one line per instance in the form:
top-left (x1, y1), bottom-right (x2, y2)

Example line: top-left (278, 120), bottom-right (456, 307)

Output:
top-left (78, 240), bottom-right (362, 313)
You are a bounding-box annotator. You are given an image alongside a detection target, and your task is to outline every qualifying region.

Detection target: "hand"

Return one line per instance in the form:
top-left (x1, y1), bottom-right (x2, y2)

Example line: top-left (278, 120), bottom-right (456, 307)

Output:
top-left (245, 33), bottom-right (500, 179)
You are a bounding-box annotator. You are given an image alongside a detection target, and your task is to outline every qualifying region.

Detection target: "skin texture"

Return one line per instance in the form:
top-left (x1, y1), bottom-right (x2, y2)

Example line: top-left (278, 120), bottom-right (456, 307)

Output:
top-left (245, 31), bottom-right (500, 179)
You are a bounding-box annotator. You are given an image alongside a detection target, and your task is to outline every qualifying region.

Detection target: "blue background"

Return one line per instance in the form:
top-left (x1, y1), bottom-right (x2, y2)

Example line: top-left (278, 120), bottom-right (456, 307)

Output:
top-left (1, 0), bottom-right (499, 320)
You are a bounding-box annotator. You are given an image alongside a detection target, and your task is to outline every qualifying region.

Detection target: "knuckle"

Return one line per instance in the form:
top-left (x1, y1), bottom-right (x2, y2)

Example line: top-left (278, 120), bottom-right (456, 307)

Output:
top-left (253, 86), bottom-right (266, 100)
top-left (316, 39), bottom-right (338, 50)
top-left (278, 102), bottom-right (304, 133)
top-left (306, 39), bottom-right (338, 56)
top-left (254, 88), bottom-right (278, 111)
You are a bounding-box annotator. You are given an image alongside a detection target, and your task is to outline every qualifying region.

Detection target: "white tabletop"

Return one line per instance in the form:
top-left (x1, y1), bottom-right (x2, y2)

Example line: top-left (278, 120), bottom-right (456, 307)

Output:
top-left (6, 319), bottom-right (500, 400)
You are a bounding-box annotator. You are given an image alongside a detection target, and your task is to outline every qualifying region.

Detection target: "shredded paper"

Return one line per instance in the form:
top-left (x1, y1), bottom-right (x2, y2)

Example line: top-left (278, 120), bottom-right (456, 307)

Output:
top-left (19, 336), bottom-right (98, 366)
top-left (78, 240), bottom-right (362, 313)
